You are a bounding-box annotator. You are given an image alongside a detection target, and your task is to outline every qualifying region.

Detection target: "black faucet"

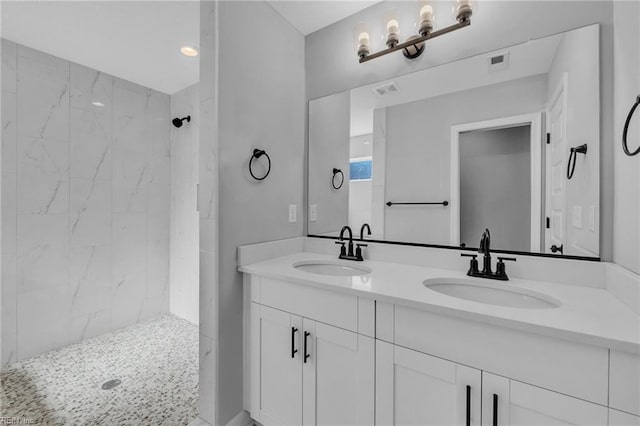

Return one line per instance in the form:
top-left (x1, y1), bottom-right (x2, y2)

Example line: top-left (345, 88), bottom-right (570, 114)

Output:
top-left (360, 223), bottom-right (371, 240)
top-left (461, 228), bottom-right (516, 280)
top-left (336, 225), bottom-right (367, 261)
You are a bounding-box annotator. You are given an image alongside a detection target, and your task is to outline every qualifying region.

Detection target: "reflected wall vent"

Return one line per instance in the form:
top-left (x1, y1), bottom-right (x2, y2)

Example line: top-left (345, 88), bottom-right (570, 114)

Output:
top-left (372, 82), bottom-right (400, 97)
top-left (488, 52), bottom-right (509, 72)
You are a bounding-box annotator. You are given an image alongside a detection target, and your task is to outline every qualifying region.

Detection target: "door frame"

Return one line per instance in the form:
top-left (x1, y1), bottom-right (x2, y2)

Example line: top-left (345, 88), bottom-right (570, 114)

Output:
top-left (450, 113), bottom-right (543, 252)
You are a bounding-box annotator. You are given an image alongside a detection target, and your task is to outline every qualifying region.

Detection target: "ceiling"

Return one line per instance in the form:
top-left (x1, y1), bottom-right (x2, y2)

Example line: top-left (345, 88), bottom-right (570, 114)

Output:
top-left (267, 0), bottom-right (381, 35)
top-left (1, 1), bottom-right (199, 94)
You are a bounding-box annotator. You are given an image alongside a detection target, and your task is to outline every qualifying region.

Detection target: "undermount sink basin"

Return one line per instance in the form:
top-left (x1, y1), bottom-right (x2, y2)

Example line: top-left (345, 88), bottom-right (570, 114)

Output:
top-left (293, 260), bottom-right (371, 276)
top-left (423, 278), bottom-right (561, 309)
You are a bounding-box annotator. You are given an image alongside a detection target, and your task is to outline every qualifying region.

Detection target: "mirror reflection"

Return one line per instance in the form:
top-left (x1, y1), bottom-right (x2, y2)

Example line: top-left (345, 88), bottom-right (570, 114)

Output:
top-left (308, 24), bottom-right (600, 258)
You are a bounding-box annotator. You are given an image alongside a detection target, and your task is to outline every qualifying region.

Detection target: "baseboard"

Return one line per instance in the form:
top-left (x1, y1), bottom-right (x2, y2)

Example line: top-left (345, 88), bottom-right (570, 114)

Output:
top-left (188, 417), bottom-right (212, 426)
top-left (225, 410), bottom-right (253, 426)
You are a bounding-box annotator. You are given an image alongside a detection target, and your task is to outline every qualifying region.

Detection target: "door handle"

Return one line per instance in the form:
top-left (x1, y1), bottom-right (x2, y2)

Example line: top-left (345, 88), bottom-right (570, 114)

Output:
top-left (466, 385), bottom-right (471, 426)
top-left (493, 393), bottom-right (498, 426)
top-left (303, 331), bottom-right (311, 363)
top-left (291, 327), bottom-right (298, 358)
top-left (550, 244), bottom-right (563, 254)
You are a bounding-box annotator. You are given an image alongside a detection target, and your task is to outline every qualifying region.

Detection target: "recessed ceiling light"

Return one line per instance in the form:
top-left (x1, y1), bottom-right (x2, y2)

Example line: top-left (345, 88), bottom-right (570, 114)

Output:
top-left (92, 101), bottom-right (105, 107)
top-left (180, 45), bottom-right (199, 57)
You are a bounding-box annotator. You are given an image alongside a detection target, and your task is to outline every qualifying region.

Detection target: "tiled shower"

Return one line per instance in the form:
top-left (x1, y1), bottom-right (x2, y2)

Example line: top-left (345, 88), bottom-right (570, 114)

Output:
top-left (1, 40), bottom-right (172, 365)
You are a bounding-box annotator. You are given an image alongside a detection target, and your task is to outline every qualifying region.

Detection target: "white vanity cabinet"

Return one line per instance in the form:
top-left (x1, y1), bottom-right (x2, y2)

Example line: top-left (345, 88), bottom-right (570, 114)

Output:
top-left (482, 373), bottom-right (608, 426)
top-left (244, 272), bottom-right (638, 426)
top-left (376, 341), bottom-right (482, 426)
top-left (247, 276), bottom-right (375, 426)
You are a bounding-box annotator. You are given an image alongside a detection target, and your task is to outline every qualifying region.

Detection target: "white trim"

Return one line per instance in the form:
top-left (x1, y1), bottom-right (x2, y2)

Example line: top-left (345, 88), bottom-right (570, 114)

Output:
top-left (450, 113), bottom-right (543, 251)
top-left (225, 410), bottom-right (253, 426)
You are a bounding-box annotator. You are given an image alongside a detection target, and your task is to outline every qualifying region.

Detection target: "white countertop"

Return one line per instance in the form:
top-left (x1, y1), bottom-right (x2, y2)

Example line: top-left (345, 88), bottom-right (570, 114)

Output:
top-left (239, 252), bottom-right (640, 354)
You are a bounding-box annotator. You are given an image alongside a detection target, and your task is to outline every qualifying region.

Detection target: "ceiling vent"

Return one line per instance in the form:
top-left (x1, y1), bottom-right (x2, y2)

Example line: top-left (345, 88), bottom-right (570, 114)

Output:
top-left (372, 82), bottom-right (400, 97)
top-left (488, 52), bottom-right (509, 72)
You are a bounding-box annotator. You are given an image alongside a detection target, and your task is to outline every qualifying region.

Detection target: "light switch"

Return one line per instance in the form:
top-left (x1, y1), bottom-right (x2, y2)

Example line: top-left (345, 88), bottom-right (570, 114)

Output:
top-left (289, 204), bottom-right (297, 223)
top-left (572, 206), bottom-right (582, 229)
top-left (310, 204), bottom-right (317, 222)
top-left (589, 205), bottom-right (596, 232)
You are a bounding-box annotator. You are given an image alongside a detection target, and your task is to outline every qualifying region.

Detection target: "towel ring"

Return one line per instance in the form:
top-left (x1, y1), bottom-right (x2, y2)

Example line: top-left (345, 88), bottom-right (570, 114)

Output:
top-left (567, 144), bottom-right (587, 180)
top-left (332, 168), bottom-right (344, 190)
top-left (623, 94), bottom-right (640, 157)
top-left (249, 149), bottom-right (271, 181)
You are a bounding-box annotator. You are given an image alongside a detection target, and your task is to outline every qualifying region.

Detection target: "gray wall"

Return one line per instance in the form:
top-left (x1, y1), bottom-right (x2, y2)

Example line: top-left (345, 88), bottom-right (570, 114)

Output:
top-left (460, 126), bottom-right (531, 251)
top-left (1, 40), bottom-right (170, 365)
top-left (216, 2), bottom-right (305, 423)
top-left (613, 2), bottom-right (640, 274)
top-left (547, 25), bottom-right (600, 256)
top-left (384, 75), bottom-right (547, 244)
top-left (305, 0), bottom-right (614, 262)
top-left (308, 92), bottom-right (350, 235)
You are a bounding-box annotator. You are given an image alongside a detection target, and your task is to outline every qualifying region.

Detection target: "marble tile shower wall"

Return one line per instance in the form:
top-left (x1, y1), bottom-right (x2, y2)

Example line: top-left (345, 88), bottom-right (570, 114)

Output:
top-left (1, 40), bottom-right (171, 365)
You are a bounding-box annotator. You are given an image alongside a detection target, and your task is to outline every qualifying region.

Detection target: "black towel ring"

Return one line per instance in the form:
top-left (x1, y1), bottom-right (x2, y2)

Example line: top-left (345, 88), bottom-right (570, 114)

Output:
top-left (249, 149), bottom-right (271, 181)
top-left (567, 144), bottom-right (587, 180)
top-left (622, 94), bottom-right (640, 157)
top-left (332, 168), bottom-right (344, 190)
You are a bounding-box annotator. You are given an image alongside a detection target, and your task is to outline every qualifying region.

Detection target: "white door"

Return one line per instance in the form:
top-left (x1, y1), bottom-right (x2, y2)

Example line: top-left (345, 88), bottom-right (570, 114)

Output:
top-left (250, 303), bottom-right (303, 426)
top-left (482, 373), bottom-right (608, 426)
top-left (545, 74), bottom-right (568, 255)
top-left (302, 319), bottom-right (375, 426)
top-left (376, 341), bottom-right (481, 426)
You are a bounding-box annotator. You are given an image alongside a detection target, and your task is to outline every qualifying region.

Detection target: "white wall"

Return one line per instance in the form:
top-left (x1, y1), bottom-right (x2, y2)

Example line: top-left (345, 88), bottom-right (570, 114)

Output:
top-left (383, 75), bottom-right (547, 244)
top-left (613, 2), bottom-right (640, 274)
top-left (547, 25), bottom-right (600, 256)
top-left (170, 83), bottom-right (199, 325)
top-left (1, 40), bottom-right (171, 365)
top-left (214, 2), bottom-right (306, 424)
top-left (305, 0), bottom-right (615, 261)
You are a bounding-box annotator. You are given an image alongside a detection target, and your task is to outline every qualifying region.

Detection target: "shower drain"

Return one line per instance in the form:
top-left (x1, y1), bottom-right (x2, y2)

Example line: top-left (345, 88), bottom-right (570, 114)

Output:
top-left (101, 379), bottom-right (122, 390)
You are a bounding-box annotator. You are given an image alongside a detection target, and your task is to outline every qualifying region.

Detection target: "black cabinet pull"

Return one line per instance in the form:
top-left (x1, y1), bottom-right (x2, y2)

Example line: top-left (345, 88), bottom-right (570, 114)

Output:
top-left (466, 385), bottom-right (471, 426)
top-left (303, 331), bottom-right (311, 363)
top-left (493, 394), bottom-right (498, 426)
top-left (291, 327), bottom-right (298, 358)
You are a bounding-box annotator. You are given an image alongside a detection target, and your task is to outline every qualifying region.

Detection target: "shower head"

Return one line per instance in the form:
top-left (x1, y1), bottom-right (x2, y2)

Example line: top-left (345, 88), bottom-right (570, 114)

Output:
top-left (172, 115), bottom-right (191, 128)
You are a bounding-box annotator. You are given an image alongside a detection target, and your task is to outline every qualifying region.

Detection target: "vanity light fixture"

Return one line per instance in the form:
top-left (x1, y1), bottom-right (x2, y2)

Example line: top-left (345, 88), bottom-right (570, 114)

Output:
top-left (180, 45), bottom-right (199, 57)
top-left (356, 0), bottom-right (473, 63)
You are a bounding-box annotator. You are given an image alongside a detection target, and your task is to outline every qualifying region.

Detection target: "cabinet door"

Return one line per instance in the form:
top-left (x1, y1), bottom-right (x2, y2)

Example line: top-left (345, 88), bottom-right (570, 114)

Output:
top-left (250, 303), bottom-right (303, 426)
top-left (376, 341), bottom-right (481, 426)
top-left (482, 373), bottom-right (608, 426)
top-left (302, 319), bottom-right (375, 426)
top-left (610, 409), bottom-right (640, 426)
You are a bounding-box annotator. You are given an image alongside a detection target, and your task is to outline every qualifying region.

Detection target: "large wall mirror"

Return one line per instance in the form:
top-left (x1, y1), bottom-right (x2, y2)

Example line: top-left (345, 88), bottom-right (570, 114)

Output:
top-left (308, 24), bottom-right (601, 259)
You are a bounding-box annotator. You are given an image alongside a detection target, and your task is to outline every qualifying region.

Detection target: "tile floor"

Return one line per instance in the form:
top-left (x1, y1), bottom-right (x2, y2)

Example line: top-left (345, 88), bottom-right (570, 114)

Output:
top-left (1, 314), bottom-right (198, 425)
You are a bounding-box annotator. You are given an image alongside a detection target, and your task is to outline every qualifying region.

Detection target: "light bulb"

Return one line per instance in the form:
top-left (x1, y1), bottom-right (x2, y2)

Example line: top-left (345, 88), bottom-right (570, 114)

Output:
top-left (455, 0), bottom-right (473, 22)
top-left (354, 22), bottom-right (371, 59)
top-left (386, 19), bottom-right (399, 35)
top-left (419, 4), bottom-right (434, 36)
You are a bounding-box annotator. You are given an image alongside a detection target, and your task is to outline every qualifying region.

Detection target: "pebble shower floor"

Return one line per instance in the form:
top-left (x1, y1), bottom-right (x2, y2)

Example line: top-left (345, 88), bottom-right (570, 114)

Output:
top-left (1, 314), bottom-right (198, 425)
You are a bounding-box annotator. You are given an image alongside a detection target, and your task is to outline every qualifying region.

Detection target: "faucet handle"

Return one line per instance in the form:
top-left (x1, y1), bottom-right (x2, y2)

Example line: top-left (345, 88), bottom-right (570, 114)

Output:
top-left (461, 253), bottom-right (479, 275)
top-left (355, 243), bottom-right (368, 261)
top-left (335, 240), bottom-right (347, 257)
top-left (495, 257), bottom-right (516, 280)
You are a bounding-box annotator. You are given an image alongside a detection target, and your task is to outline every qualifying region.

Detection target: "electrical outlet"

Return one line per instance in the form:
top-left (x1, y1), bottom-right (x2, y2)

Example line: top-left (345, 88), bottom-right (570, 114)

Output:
top-left (572, 206), bottom-right (582, 229)
top-left (589, 205), bottom-right (596, 231)
top-left (310, 204), bottom-right (317, 222)
top-left (288, 204), bottom-right (297, 223)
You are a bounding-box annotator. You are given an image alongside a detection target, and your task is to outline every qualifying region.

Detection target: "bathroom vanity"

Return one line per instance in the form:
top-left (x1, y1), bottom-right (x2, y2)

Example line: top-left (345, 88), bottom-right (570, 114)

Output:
top-left (240, 245), bottom-right (640, 426)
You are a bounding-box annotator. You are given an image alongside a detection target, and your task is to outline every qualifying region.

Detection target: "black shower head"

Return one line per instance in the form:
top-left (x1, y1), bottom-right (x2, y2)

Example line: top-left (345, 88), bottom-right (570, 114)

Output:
top-left (172, 115), bottom-right (191, 128)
